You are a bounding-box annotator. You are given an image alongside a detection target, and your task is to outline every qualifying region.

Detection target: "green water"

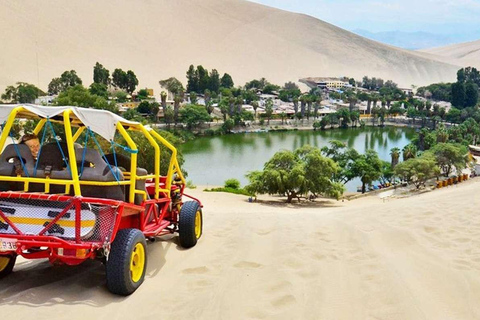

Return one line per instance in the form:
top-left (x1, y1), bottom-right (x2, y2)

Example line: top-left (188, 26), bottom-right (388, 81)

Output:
top-left (180, 127), bottom-right (416, 192)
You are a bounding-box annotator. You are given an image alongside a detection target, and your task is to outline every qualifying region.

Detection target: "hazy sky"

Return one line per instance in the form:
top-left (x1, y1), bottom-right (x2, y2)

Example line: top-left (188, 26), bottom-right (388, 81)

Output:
top-left (247, 0), bottom-right (480, 36)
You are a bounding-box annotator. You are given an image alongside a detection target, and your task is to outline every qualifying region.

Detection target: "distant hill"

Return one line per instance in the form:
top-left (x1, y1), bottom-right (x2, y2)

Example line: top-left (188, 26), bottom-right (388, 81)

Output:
top-left (0, 0), bottom-right (462, 95)
top-left (352, 30), bottom-right (461, 50)
top-left (420, 40), bottom-right (480, 69)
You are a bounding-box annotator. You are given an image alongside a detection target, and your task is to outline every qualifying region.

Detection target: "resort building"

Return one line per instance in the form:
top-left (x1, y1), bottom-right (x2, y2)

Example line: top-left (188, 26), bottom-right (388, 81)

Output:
top-left (34, 95), bottom-right (56, 105)
top-left (315, 78), bottom-right (350, 90)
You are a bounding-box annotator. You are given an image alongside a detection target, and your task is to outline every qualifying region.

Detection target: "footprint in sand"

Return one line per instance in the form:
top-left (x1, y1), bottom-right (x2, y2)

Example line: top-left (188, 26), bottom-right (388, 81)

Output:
top-left (234, 261), bottom-right (263, 269)
top-left (256, 230), bottom-right (272, 236)
top-left (268, 280), bottom-right (292, 292)
top-left (193, 279), bottom-right (214, 288)
top-left (315, 231), bottom-right (331, 242)
top-left (313, 253), bottom-right (326, 261)
top-left (182, 266), bottom-right (209, 274)
top-left (271, 294), bottom-right (296, 308)
top-left (424, 226), bottom-right (437, 233)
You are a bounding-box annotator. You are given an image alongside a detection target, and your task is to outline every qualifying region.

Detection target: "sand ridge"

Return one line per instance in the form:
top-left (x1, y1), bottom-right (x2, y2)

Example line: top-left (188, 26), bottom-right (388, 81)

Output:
top-left (421, 39), bottom-right (480, 69)
top-left (0, 0), bottom-right (462, 94)
top-left (1, 179), bottom-right (480, 319)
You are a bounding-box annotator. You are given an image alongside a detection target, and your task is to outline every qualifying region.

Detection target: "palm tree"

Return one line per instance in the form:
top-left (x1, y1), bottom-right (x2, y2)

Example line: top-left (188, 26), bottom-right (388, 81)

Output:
top-left (402, 144), bottom-right (417, 161)
top-left (160, 91), bottom-right (167, 122)
top-left (371, 94), bottom-right (380, 110)
top-left (390, 147), bottom-right (400, 168)
top-left (436, 124), bottom-right (449, 143)
top-left (265, 98), bottom-right (273, 125)
top-left (293, 97), bottom-right (299, 115)
top-left (173, 94), bottom-right (182, 125)
top-left (1, 85), bottom-right (17, 102)
top-left (228, 96), bottom-right (235, 117)
top-left (251, 101), bottom-right (259, 121)
top-left (346, 93), bottom-right (358, 113)
top-left (299, 95), bottom-right (307, 120)
top-left (236, 96), bottom-right (243, 114)
top-left (350, 111), bottom-right (360, 128)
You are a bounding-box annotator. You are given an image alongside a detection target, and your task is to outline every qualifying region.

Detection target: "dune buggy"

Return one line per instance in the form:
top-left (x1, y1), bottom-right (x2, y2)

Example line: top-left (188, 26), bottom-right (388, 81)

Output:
top-left (0, 104), bottom-right (203, 295)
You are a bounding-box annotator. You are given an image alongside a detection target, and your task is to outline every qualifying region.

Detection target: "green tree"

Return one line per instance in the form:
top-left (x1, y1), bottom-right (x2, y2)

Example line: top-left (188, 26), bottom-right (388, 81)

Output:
top-left (351, 149), bottom-right (383, 193)
top-left (428, 143), bottom-right (467, 177)
top-left (336, 108), bottom-right (350, 128)
top-left (265, 98), bottom-right (274, 125)
top-left (137, 100), bottom-right (152, 114)
top-left (160, 91), bottom-right (167, 121)
top-left (245, 146), bottom-right (343, 203)
top-left (115, 91), bottom-right (128, 103)
top-left (55, 85), bottom-right (118, 113)
top-left (465, 82), bottom-right (479, 107)
top-left (186, 65), bottom-right (198, 93)
top-left (220, 73), bottom-right (234, 88)
top-left (159, 77), bottom-right (184, 96)
top-left (321, 140), bottom-right (360, 184)
top-left (451, 82), bottom-right (466, 108)
top-left (93, 62), bottom-right (110, 86)
top-left (402, 144), bottom-right (417, 161)
top-left (125, 70), bottom-right (139, 94)
top-left (47, 78), bottom-right (63, 95)
top-left (89, 83), bottom-right (108, 99)
top-left (137, 88), bottom-right (149, 100)
top-left (390, 147), bottom-right (401, 169)
top-left (179, 104), bottom-right (211, 129)
top-left (164, 106), bottom-right (174, 127)
top-left (446, 107), bottom-right (461, 123)
top-left (394, 154), bottom-right (439, 189)
top-left (48, 70), bottom-right (82, 95)
top-left (222, 118), bottom-right (234, 133)
top-left (112, 69), bottom-right (127, 89)
top-left (209, 69), bottom-right (221, 93)
top-left (2, 82), bottom-right (44, 103)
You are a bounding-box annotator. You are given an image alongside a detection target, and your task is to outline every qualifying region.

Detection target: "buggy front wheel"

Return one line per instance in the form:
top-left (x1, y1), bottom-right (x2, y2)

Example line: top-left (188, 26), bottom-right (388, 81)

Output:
top-left (106, 229), bottom-right (147, 295)
top-left (0, 254), bottom-right (16, 279)
top-left (178, 201), bottom-right (203, 248)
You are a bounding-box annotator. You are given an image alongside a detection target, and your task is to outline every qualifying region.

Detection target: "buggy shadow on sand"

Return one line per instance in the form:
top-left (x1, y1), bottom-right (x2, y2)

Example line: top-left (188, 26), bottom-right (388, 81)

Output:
top-left (0, 105), bottom-right (203, 295)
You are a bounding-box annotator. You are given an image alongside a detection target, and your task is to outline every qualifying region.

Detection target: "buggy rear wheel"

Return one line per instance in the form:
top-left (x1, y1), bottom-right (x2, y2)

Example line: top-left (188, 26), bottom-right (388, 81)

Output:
top-left (106, 229), bottom-right (147, 295)
top-left (0, 254), bottom-right (16, 279)
top-left (178, 201), bottom-right (203, 248)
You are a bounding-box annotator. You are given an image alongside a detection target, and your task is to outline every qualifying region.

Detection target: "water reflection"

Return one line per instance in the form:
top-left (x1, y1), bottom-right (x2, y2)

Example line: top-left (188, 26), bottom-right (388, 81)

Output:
top-left (181, 127), bottom-right (415, 191)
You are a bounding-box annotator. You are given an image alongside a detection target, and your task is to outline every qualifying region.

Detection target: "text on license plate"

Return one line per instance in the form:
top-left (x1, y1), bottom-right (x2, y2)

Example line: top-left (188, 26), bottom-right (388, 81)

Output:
top-left (0, 238), bottom-right (17, 251)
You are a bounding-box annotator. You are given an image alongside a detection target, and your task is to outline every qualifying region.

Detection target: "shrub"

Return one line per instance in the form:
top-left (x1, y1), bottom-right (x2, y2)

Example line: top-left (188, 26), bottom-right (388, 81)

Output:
top-left (224, 178), bottom-right (241, 189)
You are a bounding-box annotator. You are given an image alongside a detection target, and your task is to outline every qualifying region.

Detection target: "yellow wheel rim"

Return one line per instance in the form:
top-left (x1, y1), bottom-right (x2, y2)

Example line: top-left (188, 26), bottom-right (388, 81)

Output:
top-left (0, 256), bottom-right (9, 272)
top-left (130, 243), bottom-right (145, 283)
top-left (194, 210), bottom-right (202, 239)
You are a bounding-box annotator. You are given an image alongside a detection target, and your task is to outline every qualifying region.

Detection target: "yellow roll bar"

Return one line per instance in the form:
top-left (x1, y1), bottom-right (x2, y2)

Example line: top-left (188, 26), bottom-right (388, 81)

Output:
top-left (0, 105), bottom-right (185, 204)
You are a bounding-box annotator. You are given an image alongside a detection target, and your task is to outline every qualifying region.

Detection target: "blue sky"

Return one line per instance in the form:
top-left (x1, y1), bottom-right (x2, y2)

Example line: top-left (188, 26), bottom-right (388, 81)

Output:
top-left (248, 0), bottom-right (480, 37)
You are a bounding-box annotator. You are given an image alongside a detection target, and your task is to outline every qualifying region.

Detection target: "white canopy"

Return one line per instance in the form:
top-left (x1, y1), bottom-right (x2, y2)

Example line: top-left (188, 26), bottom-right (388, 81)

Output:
top-left (0, 104), bottom-right (139, 141)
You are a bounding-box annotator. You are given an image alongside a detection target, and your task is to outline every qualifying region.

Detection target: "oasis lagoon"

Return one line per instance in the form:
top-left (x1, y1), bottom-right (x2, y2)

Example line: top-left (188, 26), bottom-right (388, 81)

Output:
top-left (180, 126), bottom-right (416, 192)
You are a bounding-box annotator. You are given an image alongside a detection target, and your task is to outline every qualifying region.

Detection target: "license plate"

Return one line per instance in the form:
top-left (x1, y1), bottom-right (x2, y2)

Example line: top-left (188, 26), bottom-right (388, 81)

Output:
top-left (0, 238), bottom-right (17, 251)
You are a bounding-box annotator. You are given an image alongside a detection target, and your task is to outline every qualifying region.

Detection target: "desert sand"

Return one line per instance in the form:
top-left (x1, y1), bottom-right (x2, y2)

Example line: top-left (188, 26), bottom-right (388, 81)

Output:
top-left (0, 0), bottom-right (462, 94)
top-left (421, 39), bottom-right (480, 69)
top-left (1, 178), bottom-right (480, 319)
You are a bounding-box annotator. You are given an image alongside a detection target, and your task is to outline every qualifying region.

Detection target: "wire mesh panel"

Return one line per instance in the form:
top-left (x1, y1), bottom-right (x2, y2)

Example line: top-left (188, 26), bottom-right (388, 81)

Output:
top-left (0, 196), bottom-right (118, 244)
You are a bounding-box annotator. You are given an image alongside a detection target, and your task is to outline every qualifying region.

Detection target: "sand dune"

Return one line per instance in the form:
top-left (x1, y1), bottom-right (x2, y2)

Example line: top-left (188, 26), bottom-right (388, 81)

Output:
top-left (421, 40), bottom-right (480, 69)
top-left (0, 0), bottom-right (462, 95)
top-left (1, 180), bottom-right (480, 319)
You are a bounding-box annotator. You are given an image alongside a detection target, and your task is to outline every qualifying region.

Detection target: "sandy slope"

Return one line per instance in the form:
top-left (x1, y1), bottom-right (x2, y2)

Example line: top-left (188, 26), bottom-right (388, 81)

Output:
top-left (421, 40), bottom-right (480, 69)
top-left (0, 0), bottom-right (461, 94)
top-left (1, 179), bottom-right (480, 319)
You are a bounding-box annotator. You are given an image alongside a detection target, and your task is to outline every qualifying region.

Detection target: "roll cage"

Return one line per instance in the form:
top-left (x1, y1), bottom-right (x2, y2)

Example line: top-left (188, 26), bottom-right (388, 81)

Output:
top-left (0, 104), bottom-right (185, 203)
